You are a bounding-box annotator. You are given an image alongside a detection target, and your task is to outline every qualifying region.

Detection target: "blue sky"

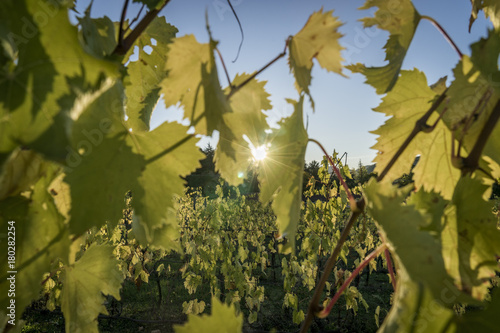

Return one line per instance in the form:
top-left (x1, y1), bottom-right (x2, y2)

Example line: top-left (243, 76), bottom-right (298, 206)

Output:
top-left (74, 0), bottom-right (492, 166)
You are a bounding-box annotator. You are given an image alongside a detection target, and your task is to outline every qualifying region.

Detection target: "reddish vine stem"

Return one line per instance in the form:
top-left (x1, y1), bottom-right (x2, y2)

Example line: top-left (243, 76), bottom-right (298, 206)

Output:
top-left (308, 138), bottom-right (356, 207)
top-left (227, 36), bottom-right (291, 99)
top-left (300, 198), bottom-right (365, 333)
top-left (377, 89), bottom-right (448, 182)
top-left (215, 47), bottom-right (233, 89)
top-left (421, 15), bottom-right (463, 59)
top-left (384, 248), bottom-right (397, 290)
top-left (40, 269), bottom-right (60, 287)
top-left (317, 244), bottom-right (386, 318)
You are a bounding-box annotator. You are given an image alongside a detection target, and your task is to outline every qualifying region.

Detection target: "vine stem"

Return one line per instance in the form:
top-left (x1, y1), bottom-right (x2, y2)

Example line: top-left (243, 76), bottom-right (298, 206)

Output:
top-left (118, 0), bottom-right (130, 46)
top-left (113, 0), bottom-right (171, 55)
top-left (308, 138), bottom-right (356, 207)
top-left (421, 15), bottom-right (463, 59)
top-left (125, 4), bottom-right (145, 32)
top-left (300, 197), bottom-right (365, 333)
top-left (215, 47), bottom-right (233, 89)
top-left (385, 248), bottom-right (397, 290)
top-left (226, 36), bottom-right (291, 99)
top-left (317, 244), bottom-right (386, 318)
top-left (226, 0), bottom-right (244, 63)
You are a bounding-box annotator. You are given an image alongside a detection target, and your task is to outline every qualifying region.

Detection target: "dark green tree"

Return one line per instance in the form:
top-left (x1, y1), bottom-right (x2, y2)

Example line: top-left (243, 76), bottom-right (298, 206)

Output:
top-left (303, 160), bottom-right (321, 191)
top-left (184, 144), bottom-right (220, 197)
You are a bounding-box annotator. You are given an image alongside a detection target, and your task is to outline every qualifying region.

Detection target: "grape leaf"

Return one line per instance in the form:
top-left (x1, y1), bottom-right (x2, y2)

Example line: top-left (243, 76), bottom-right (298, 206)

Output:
top-left (363, 180), bottom-right (468, 305)
top-left (61, 244), bottom-right (123, 333)
top-left (0, 0), bottom-right (119, 159)
top-left (370, 70), bottom-right (460, 199)
top-left (160, 35), bottom-right (228, 136)
top-left (441, 177), bottom-right (500, 300)
top-left (378, 267), bottom-right (456, 333)
top-left (442, 51), bottom-right (500, 178)
top-left (451, 32), bottom-right (500, 177)
top-left (456, 289), bottom-right (500, 332)
top-left (289, 9), bottom-right (344, 97)
top-left (0, 148), bottom-right (50, 200)
top-left (65, 123), bottom-right (202, 240)
top-left (258, 97), bottom-right (308, 247)
top-left (174, 296), bottom-right (243, 333)
top-left (407, 177), bottom-right (500, 300)
top-left (65, 81), bottom-right (203, 241)
top-left (124, 17), bottom-right (177, 132)
top-left (469, 0), bottom-right (500, 31)
top-left (347, 0), bottom-right (421, 94)
top-left (77, 4), bottom-right (117, 58)
top-left (215, 73), bottom-right (271, 185)
top-left (0, 165), bottom-right (69, 328)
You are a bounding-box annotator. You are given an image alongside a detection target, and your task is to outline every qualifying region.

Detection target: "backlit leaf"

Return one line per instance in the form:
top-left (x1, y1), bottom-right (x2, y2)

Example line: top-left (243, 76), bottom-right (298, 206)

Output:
top-left (160, 35), bottom-right (228, 135)
top-left (124, 17), bottom-right (177, 132)
top-left (469, 0), bottom-right (500, 31)
top-left (289, 9), bottom-right (344, 97)
top-left (258, 97), bottom-right (308, 247)
top-left (61, 244), bottom-right (123, 333)
top-left (0, 165), bottom-right (69, 327)
top-left (216, 73), bottom-right (271, 185)
top-left (347, 0), bottom-right (421, 94)
top-left (0, 0), bottom-right (119, 159)
top-left (174, 297), bottom-right (243, 333)
top-left (371, 70), bottom-right (460, 199)
top-left (65, 82), bottom-right (203, 242)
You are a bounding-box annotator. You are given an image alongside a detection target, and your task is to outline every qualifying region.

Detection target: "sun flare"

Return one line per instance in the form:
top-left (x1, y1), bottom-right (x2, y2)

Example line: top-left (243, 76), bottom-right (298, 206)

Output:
top-left (251, 145), bottom-right (268, 162)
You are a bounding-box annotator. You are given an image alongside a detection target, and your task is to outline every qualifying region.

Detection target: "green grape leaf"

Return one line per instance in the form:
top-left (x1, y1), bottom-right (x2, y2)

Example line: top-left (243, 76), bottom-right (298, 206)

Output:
top-left (77, 4), bottom-right (117, 58)
top-left (124, 17), bottom-right (177, 132)
top-left (444, 33), bottom-right (500, 178)
top-left (0, 0), bottom-right (119, 159)
top-left (371, 70), bottom-right (460, 199)
top-left (378, 267), bottom-right (456, 333)
top-left (174, 296), bottom-right (243, 333)
top-left (363, 180), bottom-right (468, 305)
top-left (456, 289), bottom-right (500, 332)
top-left (442, 177), bottom-right (500, 300)
top-left (61, 244), bottom-right (123, 333)
top-left (469, 0), bottom-right (500, 31)
top-left (443, 54), bottom-right (500, 177)
top-left (215, 73), bottom-right (271, 185)
top-left (0, 148), bottom-right (50, 200)
top-left (258, 97), bottom-right (308, 247)
top-left (66, 119), bottom-right (202, 240)
top-left (347, 0), bottom-right (421, 94)
top-left (289, 9), bottom-right (344, 97)
top-left (160, 35), bottom-right (228, 135)
top-left (0, 165), bottom-right (69, 328)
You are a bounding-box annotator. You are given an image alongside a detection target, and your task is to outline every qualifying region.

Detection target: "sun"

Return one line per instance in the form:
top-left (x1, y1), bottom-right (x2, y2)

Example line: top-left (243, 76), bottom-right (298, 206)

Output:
top-left (251, 144), bottom-right (268, 162)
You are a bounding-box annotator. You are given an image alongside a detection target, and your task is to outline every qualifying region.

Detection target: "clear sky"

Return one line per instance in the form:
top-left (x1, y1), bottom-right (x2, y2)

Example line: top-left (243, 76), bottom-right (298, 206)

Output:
top-left (74, 0), bottom-right (492, 166)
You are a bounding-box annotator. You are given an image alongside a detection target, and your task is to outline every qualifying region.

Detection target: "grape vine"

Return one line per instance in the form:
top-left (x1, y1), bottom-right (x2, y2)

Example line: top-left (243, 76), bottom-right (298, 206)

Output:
top-left (1, 0), bottom-right (500, 332)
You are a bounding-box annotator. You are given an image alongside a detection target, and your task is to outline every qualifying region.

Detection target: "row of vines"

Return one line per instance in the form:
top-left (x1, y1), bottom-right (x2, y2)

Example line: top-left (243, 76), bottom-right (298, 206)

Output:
top-left (35, 158), bottom-right (390, 332)
top-left (1, 0), bottom-right (500, 332)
